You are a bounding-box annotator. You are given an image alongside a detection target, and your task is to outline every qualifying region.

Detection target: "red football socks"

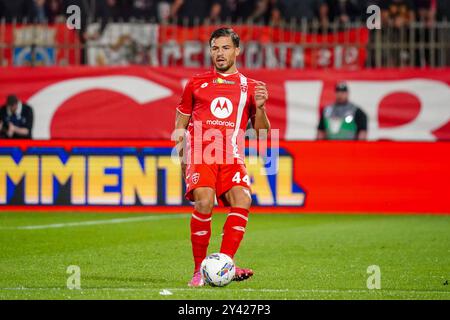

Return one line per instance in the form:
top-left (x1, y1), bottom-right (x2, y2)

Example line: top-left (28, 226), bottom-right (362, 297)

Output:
top-left (190, 210), bottom-right (212, 273)
top-left (220, 207), bottom-right (249, 258)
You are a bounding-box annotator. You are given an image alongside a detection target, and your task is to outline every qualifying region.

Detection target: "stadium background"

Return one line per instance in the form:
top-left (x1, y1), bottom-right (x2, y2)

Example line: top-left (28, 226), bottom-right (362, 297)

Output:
top-left (0, 0), bottom-right (449, 300)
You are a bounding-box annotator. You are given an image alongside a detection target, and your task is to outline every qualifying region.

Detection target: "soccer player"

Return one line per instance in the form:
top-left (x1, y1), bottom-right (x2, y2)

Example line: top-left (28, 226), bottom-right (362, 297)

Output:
top-left (174, 27), bottom-right (271, 287)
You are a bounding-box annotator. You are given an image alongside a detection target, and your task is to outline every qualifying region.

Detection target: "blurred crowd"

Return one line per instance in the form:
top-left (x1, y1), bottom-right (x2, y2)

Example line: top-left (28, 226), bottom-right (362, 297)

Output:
top-left (0, 0), bottom-right (448, 26)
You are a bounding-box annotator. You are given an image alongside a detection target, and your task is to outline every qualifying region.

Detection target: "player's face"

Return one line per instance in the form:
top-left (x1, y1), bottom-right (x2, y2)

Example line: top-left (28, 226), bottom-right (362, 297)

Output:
top-left (210, 36), bottom-right (240, 72)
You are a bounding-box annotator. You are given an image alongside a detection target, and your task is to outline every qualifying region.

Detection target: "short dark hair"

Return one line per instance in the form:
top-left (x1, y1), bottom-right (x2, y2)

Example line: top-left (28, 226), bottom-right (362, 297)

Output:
top-left (209, 27), bottom-right (240, 48)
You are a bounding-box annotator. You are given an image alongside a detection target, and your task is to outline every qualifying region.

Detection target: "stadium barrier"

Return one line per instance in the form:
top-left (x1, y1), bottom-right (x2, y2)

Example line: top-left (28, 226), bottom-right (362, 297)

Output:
top-left (0, 140), bottom-right (449, 214)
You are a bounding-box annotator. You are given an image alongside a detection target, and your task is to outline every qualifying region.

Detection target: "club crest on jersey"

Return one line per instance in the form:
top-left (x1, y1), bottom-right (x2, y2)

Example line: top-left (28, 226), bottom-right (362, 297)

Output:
top-left (210, 97), bottom-right (233, 119)
top-left (240, 84), bottom-right (248, 93)
top-left (192, 173), bottom-right (200, 184)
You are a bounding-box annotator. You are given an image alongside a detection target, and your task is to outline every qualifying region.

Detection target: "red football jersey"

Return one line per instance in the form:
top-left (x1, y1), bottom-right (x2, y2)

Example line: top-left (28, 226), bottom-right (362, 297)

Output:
top-left (177, 69), bottom-right (258, 165)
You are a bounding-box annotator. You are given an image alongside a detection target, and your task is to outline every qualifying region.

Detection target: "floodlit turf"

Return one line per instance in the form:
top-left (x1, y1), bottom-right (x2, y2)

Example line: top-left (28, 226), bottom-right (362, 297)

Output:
top-left (0, 211), bottom-right (449, 300)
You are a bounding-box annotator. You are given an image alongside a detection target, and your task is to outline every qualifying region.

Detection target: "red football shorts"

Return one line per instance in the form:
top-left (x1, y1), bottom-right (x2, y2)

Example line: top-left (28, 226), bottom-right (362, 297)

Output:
top-left (184, 163), bottom-right (251, 206)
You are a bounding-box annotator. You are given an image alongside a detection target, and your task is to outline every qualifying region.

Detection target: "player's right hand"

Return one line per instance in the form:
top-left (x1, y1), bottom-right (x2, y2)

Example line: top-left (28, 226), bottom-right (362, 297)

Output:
top-left (255, 81), bottom-right (269, 109)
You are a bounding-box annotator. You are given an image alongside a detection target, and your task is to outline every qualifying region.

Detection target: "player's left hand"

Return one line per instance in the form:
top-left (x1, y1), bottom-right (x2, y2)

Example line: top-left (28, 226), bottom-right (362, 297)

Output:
top-left (255, 82), bottom-right (268, 109)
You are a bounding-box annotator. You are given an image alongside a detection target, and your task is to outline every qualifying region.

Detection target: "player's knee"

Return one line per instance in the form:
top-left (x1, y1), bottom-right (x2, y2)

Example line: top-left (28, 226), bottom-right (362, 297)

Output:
top-left (239, 197), bottom-right (252, 209)
top-left (231, 191), bottom-right (252, 209)
top-left (195, 198), bottom-right (214, 213)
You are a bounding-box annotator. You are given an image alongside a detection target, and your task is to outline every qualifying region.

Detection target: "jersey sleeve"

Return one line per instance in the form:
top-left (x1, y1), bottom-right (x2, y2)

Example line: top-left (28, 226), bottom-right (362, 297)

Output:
top-left (177, 79), bottom-right (194, 116)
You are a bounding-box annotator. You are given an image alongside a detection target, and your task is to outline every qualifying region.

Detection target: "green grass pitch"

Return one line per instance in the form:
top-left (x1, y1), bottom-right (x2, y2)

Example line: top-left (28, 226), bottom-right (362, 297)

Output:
top-left (0, 211), bottom-right (449, 300)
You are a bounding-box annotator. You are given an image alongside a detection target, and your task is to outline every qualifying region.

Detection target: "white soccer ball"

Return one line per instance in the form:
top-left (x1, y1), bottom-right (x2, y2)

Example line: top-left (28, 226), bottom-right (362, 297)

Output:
top-left (200, 253), bottom-right (236, 287)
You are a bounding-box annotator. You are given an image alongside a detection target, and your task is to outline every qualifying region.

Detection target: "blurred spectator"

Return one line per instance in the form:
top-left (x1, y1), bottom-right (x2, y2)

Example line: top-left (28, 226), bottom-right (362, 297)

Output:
top-left (97, 0), bottom-right (123, 23)
top-left (325, 0), bottom-right (362, 24)
top-left (436, 0), bottom-right (450, 21)
top-left (236, 0), bottom-right (289, 25)
top-left (126, 0), bottom-right (159, 21)
top-left (170, 0), bottom-right (213, 25)
top-left (0, 95), bottom-right (34, 139)
top-left (209, 1), bottom-right (221, 22)
top-left (46, 0), bottom-right (65, 23)
top-left (318, 0), bottom-right (331, 30)
top-left (267, 0), bottom-right (288, 26)
top-left (412, 0), bottom-right (437, 66)
top-left (278, 0), bottom-right (324, 22)
top-left (209, 0), bottom-right (237, 22)
top-left (247, 0), bottom-right (269, 23)
top-left (1, 0), bottom-right (447, 26)
top-left (169, 0), bottom-right (258, 25)
top-left (32, 0), bottom-right (64, 23)
top-left (0, 0), bottom-right (35, 22)
top-left (33, 0), bottom-right (47, 23)
top-left (157, 1), bottom-right (171, 23)
top-left (96, 0), bottom-right (124, 34)
top-left (381, 0), bottom-right (416, 66)
top-left (381, 0), bottom-right (415, 28)
top-left (317, 82), bottom-right (368, 140)
top-left (413, 0), bottom-right (435, 25)
top-left (268, 0), bottom-right (284, 26)
top-left (235, 0), bottom-right (258, 22)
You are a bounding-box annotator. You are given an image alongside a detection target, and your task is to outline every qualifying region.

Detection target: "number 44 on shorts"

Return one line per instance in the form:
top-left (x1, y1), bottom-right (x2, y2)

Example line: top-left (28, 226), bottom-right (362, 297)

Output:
top-left (232, 172), bottom-right (250, 186)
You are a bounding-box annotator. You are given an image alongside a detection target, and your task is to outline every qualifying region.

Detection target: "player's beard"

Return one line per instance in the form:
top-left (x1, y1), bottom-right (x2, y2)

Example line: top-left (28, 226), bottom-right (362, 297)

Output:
top-left (214, 59), bottom-right (235, 73)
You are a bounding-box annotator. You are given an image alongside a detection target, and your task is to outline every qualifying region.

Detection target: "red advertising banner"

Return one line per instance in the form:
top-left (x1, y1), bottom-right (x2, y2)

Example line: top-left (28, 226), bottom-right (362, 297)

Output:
top-left (280, 141), bottom-right (450, 214)
top-left (0, 140), bottom-right (449, 214)
top-left (0, 67), bottom-right (449, 141)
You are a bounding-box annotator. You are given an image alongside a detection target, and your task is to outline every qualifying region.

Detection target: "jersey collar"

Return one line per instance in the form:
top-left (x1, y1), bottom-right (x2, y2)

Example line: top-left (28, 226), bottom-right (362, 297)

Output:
top-left (214, 69), bottom-right (239, 78)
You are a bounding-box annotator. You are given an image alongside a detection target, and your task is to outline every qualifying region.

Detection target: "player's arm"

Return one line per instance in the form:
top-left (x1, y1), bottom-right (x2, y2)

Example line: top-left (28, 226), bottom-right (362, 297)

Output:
top-left (174, 79), bottom-right (194, 177)
top-left (174, 110), bottom-right (190, 157)
top-left (253, 81), bottom-right (271, 137)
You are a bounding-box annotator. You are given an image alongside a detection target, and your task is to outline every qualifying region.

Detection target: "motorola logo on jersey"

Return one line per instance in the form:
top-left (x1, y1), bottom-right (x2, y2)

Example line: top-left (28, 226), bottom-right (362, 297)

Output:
top-left (205, 119), bottom-right (235, 127)
top-left (210, 97), bottom-right (233, 119)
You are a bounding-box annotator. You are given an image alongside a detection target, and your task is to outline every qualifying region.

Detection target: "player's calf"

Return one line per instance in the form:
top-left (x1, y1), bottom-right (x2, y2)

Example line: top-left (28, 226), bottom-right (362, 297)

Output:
top-left (191, 210), bottom-right (212, 273)
top-left (220, 207), bottom-right (249, 258)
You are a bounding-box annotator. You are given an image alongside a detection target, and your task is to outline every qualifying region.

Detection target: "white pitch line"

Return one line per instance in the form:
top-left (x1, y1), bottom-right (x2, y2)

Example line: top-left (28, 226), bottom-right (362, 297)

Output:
top-left (0, 287), bottom-right (449, 295)
top-left (0, 214), bottom-right (189, 230)
top-left (163, 288), bottom-right (450, 295)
